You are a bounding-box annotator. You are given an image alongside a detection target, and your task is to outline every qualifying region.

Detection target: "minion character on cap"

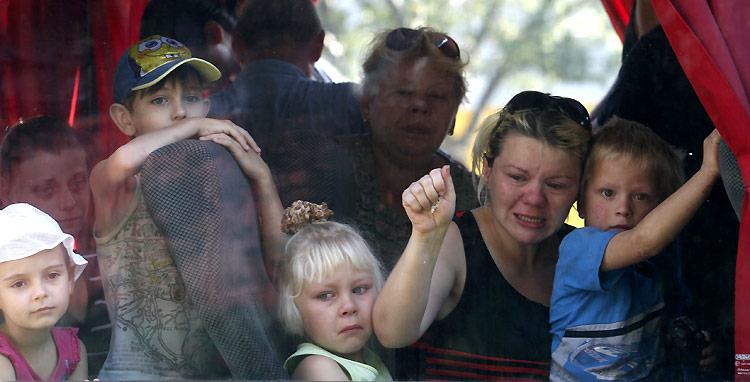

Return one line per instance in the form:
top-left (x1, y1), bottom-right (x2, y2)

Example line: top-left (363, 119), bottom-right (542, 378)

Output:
top-left (113, 35), bottom-right (221, 104)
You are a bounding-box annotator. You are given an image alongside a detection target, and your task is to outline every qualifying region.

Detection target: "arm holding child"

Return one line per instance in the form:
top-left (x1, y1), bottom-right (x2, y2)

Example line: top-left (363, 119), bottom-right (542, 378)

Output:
top-left (601, 129), bottom-right (722, 272)
top-left (374, 165), bottom-right (464, 347)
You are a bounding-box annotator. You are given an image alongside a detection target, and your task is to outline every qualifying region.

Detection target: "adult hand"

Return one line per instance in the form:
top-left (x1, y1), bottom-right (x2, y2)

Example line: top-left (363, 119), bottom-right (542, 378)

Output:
top-left (402, 165), bottom-right (456, 235)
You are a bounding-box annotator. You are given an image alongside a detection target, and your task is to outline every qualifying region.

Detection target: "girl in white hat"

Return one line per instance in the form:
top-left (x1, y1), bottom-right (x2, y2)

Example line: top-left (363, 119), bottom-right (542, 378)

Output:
top-left (0, 203), bottom-right (88, 381)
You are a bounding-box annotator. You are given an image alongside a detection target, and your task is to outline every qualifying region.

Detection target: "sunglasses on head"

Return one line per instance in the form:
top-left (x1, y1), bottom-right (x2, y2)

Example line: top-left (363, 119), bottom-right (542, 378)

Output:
top-left (506, 90), bottom-right (591, 131)
top-left (385, 27), bottom-right (461, 59)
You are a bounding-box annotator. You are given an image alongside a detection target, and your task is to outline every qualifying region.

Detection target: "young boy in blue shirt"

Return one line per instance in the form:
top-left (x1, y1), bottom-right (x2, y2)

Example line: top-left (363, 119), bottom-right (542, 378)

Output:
top-left (549, 116), bottom-right (721, 381)
top-left (90, 35), bottom-right (281, 379)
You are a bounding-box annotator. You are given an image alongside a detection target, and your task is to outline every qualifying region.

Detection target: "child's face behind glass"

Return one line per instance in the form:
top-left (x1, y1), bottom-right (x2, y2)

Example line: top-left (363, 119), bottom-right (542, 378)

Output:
top-left (128, 73), bottom-right (209, 136)
top-left (0, 245), bottom-right (73, 332)
top-left (294, 266), bottom-right (377, 362)
top-left (582, 156), bottom-right (660, 232)
top-left (2, 149), bottom-right (90, 238)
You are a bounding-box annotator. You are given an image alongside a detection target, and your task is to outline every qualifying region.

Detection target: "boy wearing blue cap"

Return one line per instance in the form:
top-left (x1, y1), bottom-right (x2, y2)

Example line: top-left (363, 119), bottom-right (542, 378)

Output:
top-left (90, 35), bottom-right (277, 379)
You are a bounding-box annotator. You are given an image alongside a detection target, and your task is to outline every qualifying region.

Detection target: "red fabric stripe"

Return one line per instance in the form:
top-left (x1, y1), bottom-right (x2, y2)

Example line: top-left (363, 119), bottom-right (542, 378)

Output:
top-left (411, 341), bottom-right (429, 349)
top-left (425, 368), bottom-right (544, 381)
top-left (426, 346), bottom-right (550, 366)
top-left (427, 357), bottom-right (549, 376)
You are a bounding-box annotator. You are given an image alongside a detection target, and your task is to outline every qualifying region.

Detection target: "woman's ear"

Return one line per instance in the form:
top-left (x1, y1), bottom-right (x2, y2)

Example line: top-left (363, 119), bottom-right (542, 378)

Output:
top-left (482, 157), bottom-right (491, 183)
top-left (109, 103), bottom-right (136, 137)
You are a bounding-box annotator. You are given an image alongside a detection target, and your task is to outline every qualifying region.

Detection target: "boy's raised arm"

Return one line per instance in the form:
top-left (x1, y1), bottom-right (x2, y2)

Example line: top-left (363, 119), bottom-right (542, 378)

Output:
top-left (99, 117), bottom-right (252, 185)
top-left (373, 166), bottom-right (460, 347)
top-left (601, 129), bottom-right (722, 272)
top-left (91, 117), bottom-right (253, 234)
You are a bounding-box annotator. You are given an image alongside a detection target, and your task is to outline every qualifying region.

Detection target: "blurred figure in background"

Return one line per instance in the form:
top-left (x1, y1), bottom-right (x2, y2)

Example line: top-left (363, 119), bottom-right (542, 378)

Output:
top-left (140, 0), bottom-right (242, 95)
top-left (208, 0), bottom-right (363, 148)
top-left (207, 0), bottom-right (364, 225)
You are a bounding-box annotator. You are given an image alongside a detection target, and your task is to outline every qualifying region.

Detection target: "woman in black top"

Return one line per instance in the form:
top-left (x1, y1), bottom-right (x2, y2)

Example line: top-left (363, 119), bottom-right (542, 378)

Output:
top-left (374, 91), bottom-right (591, 380)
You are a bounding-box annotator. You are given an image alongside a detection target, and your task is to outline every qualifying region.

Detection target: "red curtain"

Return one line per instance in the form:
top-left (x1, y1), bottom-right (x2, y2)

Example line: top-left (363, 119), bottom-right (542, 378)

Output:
top-left (0, 0), bottom-right (87, 129)
top-left (601, 0), bottom-right (634, 42)
top-left (648, 2), bottom-right (750, 377)
top-left (1, 0), bottom-right (147, 159)
top-left (91, 0), bottom-right (148, 159)
top-left (602, 0), bottom-right (750, 378)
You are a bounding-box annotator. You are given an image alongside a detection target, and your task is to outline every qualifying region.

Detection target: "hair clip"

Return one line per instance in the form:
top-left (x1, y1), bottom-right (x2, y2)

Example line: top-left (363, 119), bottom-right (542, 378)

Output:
top-left (281, 200), bottom-right (334, 234)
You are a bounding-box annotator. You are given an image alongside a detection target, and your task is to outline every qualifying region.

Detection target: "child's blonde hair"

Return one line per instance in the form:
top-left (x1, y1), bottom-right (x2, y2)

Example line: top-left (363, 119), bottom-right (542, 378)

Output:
top-left (580, 116), bottom-right (685, 208)
top-left (278, 221), bottom-right (385, 337)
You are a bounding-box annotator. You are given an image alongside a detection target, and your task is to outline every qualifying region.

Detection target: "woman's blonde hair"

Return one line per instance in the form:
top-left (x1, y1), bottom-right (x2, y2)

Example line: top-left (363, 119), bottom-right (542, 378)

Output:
top-left (277, 221), bottom-right (385, 337)
top-left (471, 100), bottom-right (591, 205)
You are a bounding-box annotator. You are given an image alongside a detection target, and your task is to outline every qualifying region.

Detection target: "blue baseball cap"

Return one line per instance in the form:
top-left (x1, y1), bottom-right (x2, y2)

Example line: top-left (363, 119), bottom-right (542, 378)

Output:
top-left (113, 35), bottom-right (221, 104)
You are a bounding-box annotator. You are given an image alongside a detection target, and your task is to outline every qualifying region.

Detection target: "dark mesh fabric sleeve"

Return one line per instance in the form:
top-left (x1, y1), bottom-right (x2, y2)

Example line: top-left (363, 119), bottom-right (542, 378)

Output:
top-left (140, 139), bottom-right (289, 379)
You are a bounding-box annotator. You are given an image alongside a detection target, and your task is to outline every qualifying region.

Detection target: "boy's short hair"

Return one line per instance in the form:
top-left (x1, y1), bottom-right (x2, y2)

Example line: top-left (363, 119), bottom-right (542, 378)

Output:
top-left (581, 116), bottom-right (685, 207)
top-left (0, 203), bottom-right (88, 280)
top-left (278, 221), bottom-right (385, 337)
top-left (0, 116), bottom-right (85, 183)
top-left (140, 0), bottom-right (239, 46)
top-left (113, 35), bottom-right (221, 105)
top-left (235, 0), bottom-right (322, 52)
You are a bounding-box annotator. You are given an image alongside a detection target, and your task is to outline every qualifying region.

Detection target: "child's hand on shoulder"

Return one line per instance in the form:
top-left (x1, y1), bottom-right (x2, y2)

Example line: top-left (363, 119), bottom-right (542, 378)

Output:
top-left (201, 132), bottom-right (270, 182)
top-left (187, 118), bottom-right (257, 153)
top-left (402, 165), bottom-right (456, 234)
top-left (701, 129), bottom-right (722, 178)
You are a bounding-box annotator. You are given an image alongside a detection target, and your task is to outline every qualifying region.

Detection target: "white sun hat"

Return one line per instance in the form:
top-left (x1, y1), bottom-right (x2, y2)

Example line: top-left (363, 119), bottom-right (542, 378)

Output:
top-left (0, 203), bottom-right (87, 280)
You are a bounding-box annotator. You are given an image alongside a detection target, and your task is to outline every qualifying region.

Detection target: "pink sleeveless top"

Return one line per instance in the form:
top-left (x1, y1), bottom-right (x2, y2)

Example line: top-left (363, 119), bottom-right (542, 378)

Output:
top-left (0, 327), bottom-right (81, 381)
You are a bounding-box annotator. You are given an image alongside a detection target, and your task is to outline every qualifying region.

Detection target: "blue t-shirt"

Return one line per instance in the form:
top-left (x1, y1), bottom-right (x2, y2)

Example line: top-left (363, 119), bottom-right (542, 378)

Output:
top-left (550, 227), bottom-right (664, 382)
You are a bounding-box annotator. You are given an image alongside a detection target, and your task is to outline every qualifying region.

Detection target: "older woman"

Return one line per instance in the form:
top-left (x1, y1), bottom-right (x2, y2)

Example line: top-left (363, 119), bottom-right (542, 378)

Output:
top-left (373, 91), bottom-right (592, 380)
top-left (338, 27), bottom-right (478, 270)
